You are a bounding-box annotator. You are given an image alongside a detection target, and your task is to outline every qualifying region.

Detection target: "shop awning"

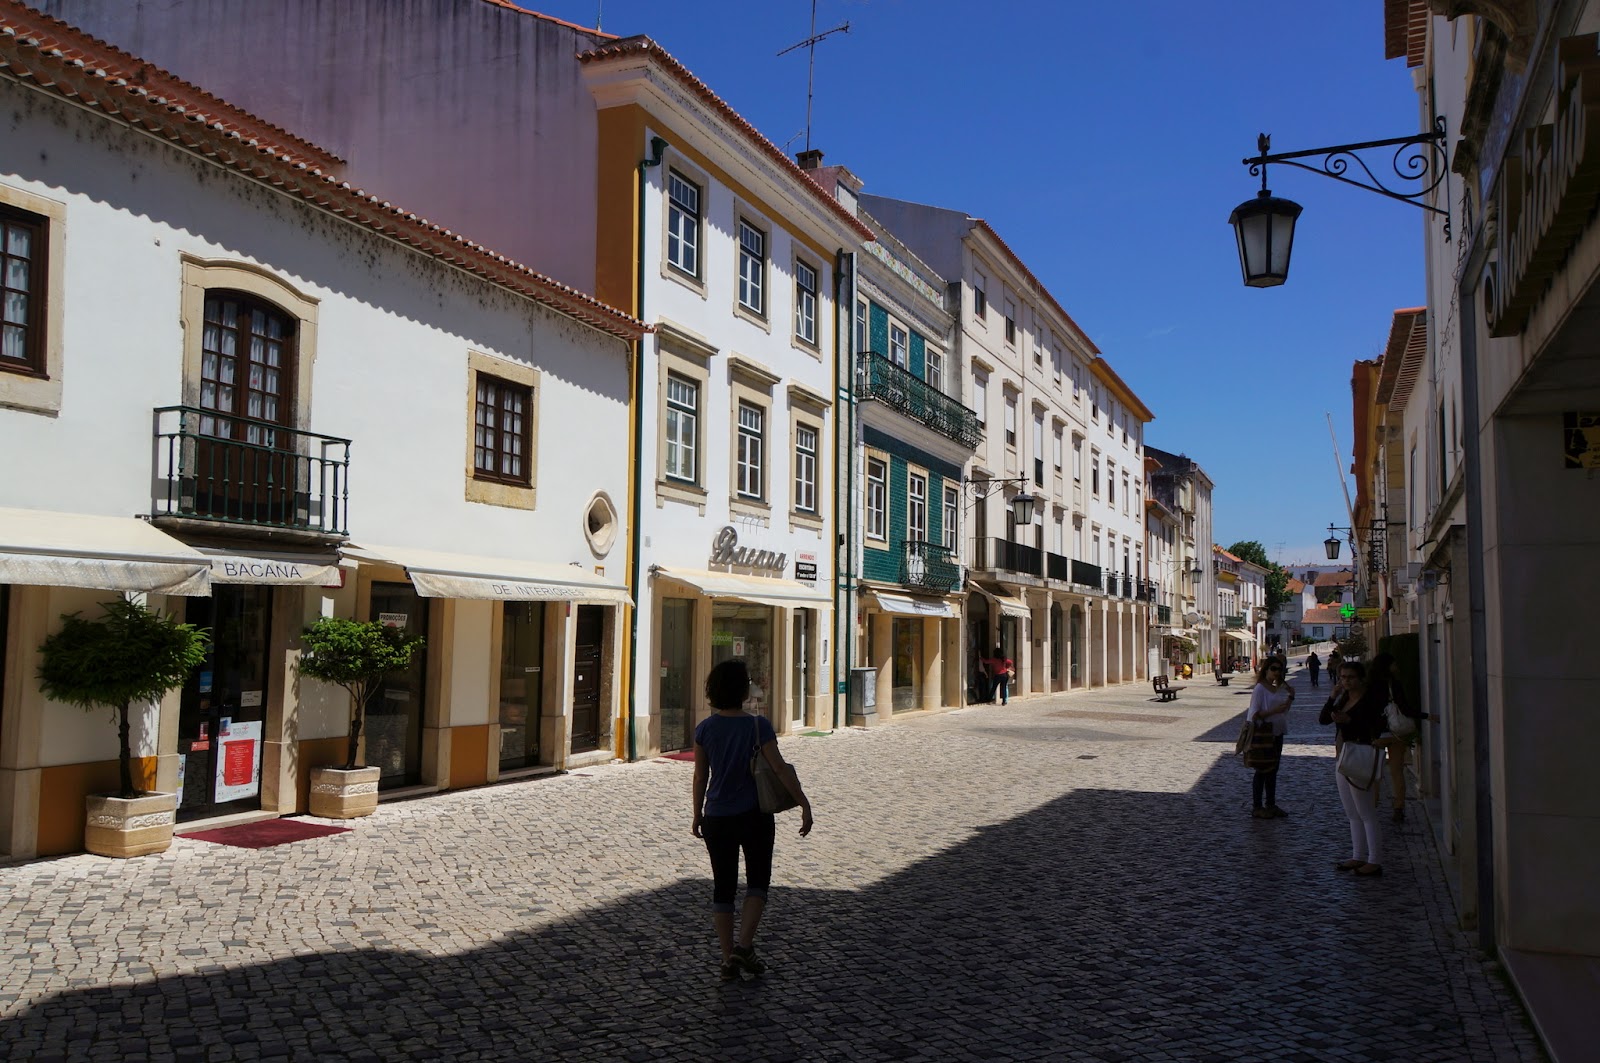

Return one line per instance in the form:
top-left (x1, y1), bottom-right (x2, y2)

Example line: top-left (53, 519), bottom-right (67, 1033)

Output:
top-left (969, 581), bottom-right (1031, 619)
top-left (344, 544), bottom-right (631, 605)
top-left (654, 566), bottom-right (829, 607)
top-left (0, 506), bottom-right (210, 595)
top-left (870, 591), bottom-right (958, 618)
top-left (203, 548), bottom-right (343, 587)
top-left (1222, 628), bottom-right (1255, 643)
top-left (1163, 630), bottom-right (1198, 648)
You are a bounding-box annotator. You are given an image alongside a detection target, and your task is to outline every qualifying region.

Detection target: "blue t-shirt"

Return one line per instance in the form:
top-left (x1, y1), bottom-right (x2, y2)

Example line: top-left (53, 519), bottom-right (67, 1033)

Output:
top-left (694, 712), bottom-right (776, 817)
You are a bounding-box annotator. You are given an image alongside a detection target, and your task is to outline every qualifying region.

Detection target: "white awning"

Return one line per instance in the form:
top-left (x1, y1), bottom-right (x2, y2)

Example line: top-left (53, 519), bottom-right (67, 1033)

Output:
top-left (871, 591), bottom-right (958, 618)
top-left (203, 549), bottom-right (343, 587)
top-left (969, 581), bottom-right (1031, 619)
top-left (0, 506), bottom-right (210, 595)
top-left (654, 566), bottom-right (829, 607)
top-left (1222, 628), bottom-right (1255, 643)
top-left (345, 544), bottom-right (630, 605)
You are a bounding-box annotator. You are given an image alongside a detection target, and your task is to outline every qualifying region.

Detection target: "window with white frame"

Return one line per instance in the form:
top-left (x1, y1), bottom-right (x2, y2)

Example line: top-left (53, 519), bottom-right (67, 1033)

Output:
top-left (737, 219), bottom-right (766, 315)
top-left (1004, 296), bottom-right (1017, 346)
top-left (1004, 392), bottom-right (1017, 448)
top-left (855, 297), bottom-right (868, 355)
top-left (1092, 530), bottom-right (1101, 565)
top-left (794, 260), bottom-right (818, 345)
top-left (908, 472), bottom-right (927, 543)
top-left (1051, 331), bottom-right (1062, 384)
top-left (1032, 413), bottom-right (1045, 486)
top-left (1054, 512), bottom-right (1064, 554)
top-left (889, 322), bottom-right (908, 367)
top-left (1053, 425), bottom-right (1064, 472)
top-left (926, 347), bottom-right (944, 394)
top-left (973, 373), bottom-right (988, 427)
top-left (1092, 385), bottom-right (1100, 421)
top-left (943, 484), bottom-right (958, 549)
top-left (1122, 472), bottom-right (1130, 514)
top-left (666, 171), bottom-right (701, 278)
top-left (664, 373), bottom-right (698, 482)
top-left (1071, 360), bottom-right (1081, 398)
top-left (972, 269), bottom-right (987, 319)
top-left (1108, 463), bottom-right (1116, 504)
top-left (794, 422), bottom-right (818, 513)
top-left (1092, 452), bottom-right (1101, 495)
top-left (1073, 435), bottom-right (1083, 482)
top-left (866, 456), bottom-right (887, 540)
top-left (736, 401), bottom-right (764, 498)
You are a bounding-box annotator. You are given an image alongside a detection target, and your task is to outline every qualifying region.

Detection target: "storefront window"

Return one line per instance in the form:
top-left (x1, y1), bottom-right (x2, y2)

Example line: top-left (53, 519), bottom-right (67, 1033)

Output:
top-left (711, 602), bottom-right (773, 723)
top-left (892, 618), bottom-right (920, 712)
top-left (660, 598), bottom-right (694, 751)
top-left (499, 602), bottom-right (544, 770)
top-left (368, 583), bottom-right (428, 788)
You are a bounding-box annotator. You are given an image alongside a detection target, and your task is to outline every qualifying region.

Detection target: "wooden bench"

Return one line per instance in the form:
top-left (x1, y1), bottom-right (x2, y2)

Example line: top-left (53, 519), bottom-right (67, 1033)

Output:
top-left (1153, 675), bottom-right (1186, 701)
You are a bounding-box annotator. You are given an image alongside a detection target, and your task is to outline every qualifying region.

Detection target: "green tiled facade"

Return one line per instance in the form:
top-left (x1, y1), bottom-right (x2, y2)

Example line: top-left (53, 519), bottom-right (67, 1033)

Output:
top-left (867, 302), bottom-right (926, 378)
top-left (862, 425), bottom-right (960, 585)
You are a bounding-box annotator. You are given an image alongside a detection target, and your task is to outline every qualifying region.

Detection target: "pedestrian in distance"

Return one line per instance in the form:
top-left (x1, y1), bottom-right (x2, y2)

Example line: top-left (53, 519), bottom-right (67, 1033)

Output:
top-left (1244, 657), bottom-right (1295, 818)
top-left (1306, 652), bottom-right (1321, 688)
top-left (691, 660), bottom-right (812, 982)
top-left (987, 645), bottom-right (1014, 705)
top-left (1368, 652), bottom-right (1426, 824)
top-left (1320, 659), bottom-right (1387, 877)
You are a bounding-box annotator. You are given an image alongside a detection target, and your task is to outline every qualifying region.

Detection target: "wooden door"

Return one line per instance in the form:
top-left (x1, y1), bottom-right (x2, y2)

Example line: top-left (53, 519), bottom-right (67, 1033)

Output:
top-left (570, 606), bottom-right (604, 754)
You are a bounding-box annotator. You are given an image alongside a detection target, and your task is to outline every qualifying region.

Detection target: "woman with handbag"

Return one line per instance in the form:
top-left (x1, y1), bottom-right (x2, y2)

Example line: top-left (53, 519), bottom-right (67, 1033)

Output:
top-left (1320, 659), bottom-right (1387, 877)
top-left (691, 660), bottom-right (812, 982)
top-left (1244, 658), bottom-right (1295, 818)
top-left (1369, 652), bottom-right (1425, 824)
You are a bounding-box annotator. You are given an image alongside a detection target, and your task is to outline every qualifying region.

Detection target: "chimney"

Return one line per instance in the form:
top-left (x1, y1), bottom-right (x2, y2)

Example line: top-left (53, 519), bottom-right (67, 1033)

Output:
top-left (795, 149), bottom-right (824, 171)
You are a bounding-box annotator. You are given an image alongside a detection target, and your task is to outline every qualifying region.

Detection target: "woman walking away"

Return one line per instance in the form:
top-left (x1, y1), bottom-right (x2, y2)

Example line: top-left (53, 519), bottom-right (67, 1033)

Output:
top-left (987, 646), bottom-right (1014, 705)
top-left (1306, 652), bottom-right (1321, 688)
top-left (1245, 658), bottom-right (1295, 818)
top-left (692, 660), bottom-right (812, 982)
top-left (1320, 660), bottom-right (1387, 877)
top-left (1368, 652), bottom-right (1425, 824)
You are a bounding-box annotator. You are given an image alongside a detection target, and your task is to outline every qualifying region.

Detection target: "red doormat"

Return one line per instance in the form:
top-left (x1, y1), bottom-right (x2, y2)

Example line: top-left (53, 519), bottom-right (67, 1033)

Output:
top-left (185, 818), bottom-right (351, 849)
top-left (658, 750), bottom-right (696, 761)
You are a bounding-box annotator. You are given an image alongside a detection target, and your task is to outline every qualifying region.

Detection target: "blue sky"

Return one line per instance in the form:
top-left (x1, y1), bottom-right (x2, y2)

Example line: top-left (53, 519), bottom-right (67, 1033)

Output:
top-left (546, 0), bottom-right (1427, 565)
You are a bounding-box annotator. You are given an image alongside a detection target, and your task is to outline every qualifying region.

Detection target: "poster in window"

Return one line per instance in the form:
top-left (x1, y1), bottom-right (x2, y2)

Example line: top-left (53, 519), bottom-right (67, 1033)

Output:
top-left (213, 720), bottom-right (262, 802)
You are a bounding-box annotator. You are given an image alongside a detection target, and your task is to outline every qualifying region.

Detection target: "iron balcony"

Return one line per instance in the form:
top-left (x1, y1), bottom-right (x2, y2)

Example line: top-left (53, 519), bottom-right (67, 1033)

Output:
top-left (154, 405), bottom-right (351, 535)
top-left (859, 353), bottom-right (983, 450)
top-left (901, 539), bottom-right (961, 592)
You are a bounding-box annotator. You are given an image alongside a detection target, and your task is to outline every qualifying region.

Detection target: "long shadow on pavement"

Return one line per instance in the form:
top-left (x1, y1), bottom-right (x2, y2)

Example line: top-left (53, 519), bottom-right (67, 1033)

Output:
top-left (0, 753), bottom-right (1520, 1063)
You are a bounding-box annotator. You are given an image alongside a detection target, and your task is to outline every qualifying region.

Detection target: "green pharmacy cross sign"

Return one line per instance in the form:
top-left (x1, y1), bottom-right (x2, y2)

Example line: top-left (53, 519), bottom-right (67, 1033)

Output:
top-left (1340, 604), bottom-right (1357, 621)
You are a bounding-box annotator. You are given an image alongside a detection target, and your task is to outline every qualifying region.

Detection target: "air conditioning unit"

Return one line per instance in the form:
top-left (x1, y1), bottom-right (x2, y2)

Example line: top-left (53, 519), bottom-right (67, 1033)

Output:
top-left (1394, 562), bottom-right (1422, 588)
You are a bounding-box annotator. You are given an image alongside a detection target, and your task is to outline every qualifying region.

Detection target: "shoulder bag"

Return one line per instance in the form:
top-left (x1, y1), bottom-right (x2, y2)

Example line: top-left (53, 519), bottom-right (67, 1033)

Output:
top-left (1336, 740), bottom-right (1381, 790)
top-left (1234, 717), bottom-right (1255, 757)
top-left (750, 719), bottom-right (800, 815)
top-left (1385, 701), bottom-right (1417, 739)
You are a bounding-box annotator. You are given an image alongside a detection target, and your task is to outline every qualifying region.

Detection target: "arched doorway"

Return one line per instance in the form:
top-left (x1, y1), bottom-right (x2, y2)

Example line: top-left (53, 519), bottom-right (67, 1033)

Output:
top-left (1069, 605), bottom-right (1084, 686)
top-left (1050, 602), bottom-right (1064, 692)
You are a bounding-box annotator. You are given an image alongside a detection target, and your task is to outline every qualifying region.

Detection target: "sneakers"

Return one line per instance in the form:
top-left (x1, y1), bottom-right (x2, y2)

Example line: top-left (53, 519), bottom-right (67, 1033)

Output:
top-left (731, 944), bottom-right (766, 976)
top-left (1267, 805), bottom-right (1289, 819)
top-left (719, 958), bottom-right (741, 982)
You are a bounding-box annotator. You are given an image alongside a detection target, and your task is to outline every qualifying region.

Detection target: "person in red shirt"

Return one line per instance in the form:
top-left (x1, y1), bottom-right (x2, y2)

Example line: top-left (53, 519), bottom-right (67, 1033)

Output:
top-left (986, 646), bottom-right (1015, 705)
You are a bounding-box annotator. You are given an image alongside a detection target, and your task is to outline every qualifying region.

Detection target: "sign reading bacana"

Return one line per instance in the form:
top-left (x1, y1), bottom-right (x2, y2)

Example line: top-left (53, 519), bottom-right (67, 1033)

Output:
top-left (710, 525), bottom-right (787, 574)
top-left (1486, 36), bottom-right (1600, 338)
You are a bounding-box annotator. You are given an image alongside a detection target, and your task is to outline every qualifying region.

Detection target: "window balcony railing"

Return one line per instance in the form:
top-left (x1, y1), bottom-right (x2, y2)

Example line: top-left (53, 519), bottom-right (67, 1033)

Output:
top-left (154, 405), bottom-right (351, 535)
top-left (1157, 604), bottom-right (1173, 624)
top-left (974, 536), bottom-right (1042, 577)
top-left (901, 539), bottom-right (960, 592)
top-left (1225, 614), bottom-right (1247, 628)
top-left (1046, 551), bottom-right (1070, 582)
top-left (1070, 559), bottom-right (1102, 590)
top-left (859, 353), bottom-right (983, 450)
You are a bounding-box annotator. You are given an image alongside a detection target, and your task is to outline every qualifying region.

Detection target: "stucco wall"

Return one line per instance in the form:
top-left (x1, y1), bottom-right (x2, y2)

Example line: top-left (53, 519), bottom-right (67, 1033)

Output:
top-left (36, 0), bottom-right (606, 292)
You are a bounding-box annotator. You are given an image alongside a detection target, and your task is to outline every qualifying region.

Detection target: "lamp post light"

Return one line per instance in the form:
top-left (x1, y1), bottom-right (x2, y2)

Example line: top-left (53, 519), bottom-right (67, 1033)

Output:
top-left (1324, 528), bottom-right (1344, 560)
top-left (1230, 122), bottom-right (1451, 287)
top-left (962, 477), bottom-right (1038, 527)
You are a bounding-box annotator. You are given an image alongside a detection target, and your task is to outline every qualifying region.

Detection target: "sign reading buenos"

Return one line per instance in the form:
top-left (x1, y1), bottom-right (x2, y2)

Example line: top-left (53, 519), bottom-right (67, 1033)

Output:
top-left (710, 525), bottom-right (787, 574)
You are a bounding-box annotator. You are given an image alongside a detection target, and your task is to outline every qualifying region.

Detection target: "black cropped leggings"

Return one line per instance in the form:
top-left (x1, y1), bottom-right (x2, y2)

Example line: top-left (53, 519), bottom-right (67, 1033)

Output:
top-left (701, 809), bottom-right (775, 913)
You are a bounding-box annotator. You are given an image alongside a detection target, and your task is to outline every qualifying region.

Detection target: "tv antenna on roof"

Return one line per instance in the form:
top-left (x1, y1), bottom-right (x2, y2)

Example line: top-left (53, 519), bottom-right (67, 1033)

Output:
top-left (777, 0), bottom-right (850, 155)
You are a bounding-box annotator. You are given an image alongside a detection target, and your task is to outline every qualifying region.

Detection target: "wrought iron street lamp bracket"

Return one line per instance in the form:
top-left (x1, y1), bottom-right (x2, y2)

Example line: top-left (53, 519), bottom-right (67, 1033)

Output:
top-left (963, 477), bottom-right (1038, 525)
top-left (1244, 120), bottom-right (1452, 238)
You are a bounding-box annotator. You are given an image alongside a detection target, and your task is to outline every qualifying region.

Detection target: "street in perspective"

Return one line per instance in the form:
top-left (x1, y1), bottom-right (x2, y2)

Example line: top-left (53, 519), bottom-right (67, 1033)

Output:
top-left (0, 1), bottom-right (1593, 1060)
top-left (0, 664), bottom-right (1541, 1061)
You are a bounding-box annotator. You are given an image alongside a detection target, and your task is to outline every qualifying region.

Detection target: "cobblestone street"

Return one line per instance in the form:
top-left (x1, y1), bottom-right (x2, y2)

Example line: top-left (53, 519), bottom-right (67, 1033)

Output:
top-left (0, 667), bottom-right (1542, 1062)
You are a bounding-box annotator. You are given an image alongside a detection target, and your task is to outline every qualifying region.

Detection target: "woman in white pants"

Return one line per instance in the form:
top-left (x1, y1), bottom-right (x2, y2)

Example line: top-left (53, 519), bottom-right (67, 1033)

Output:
top-left (1319, 659), bottom-right (1386, 877)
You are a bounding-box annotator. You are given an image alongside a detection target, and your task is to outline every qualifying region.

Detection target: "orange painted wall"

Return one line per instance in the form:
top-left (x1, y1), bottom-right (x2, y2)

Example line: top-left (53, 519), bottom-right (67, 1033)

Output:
top-left (450, 725), bottom-right (489, 789)
top-left (595, 105), bottom-right (645, 313)
top-left (295, 737), bottom-right (349, 813)
top-left (37, 756), bottom-right (157, 856)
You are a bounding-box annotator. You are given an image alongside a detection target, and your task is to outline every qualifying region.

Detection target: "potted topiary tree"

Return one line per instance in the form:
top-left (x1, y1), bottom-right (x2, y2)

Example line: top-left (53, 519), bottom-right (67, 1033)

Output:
top-left (297, 616), bottom-right (423, 819)
top-left (38, 598), bottom-right (208, 858)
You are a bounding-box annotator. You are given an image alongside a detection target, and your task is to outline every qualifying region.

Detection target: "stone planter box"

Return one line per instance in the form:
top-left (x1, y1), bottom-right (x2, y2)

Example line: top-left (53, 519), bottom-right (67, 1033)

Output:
top-left (309, 765), bottom-right (381, 819)
top-left (84, 792), bottom-right (177, 858)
